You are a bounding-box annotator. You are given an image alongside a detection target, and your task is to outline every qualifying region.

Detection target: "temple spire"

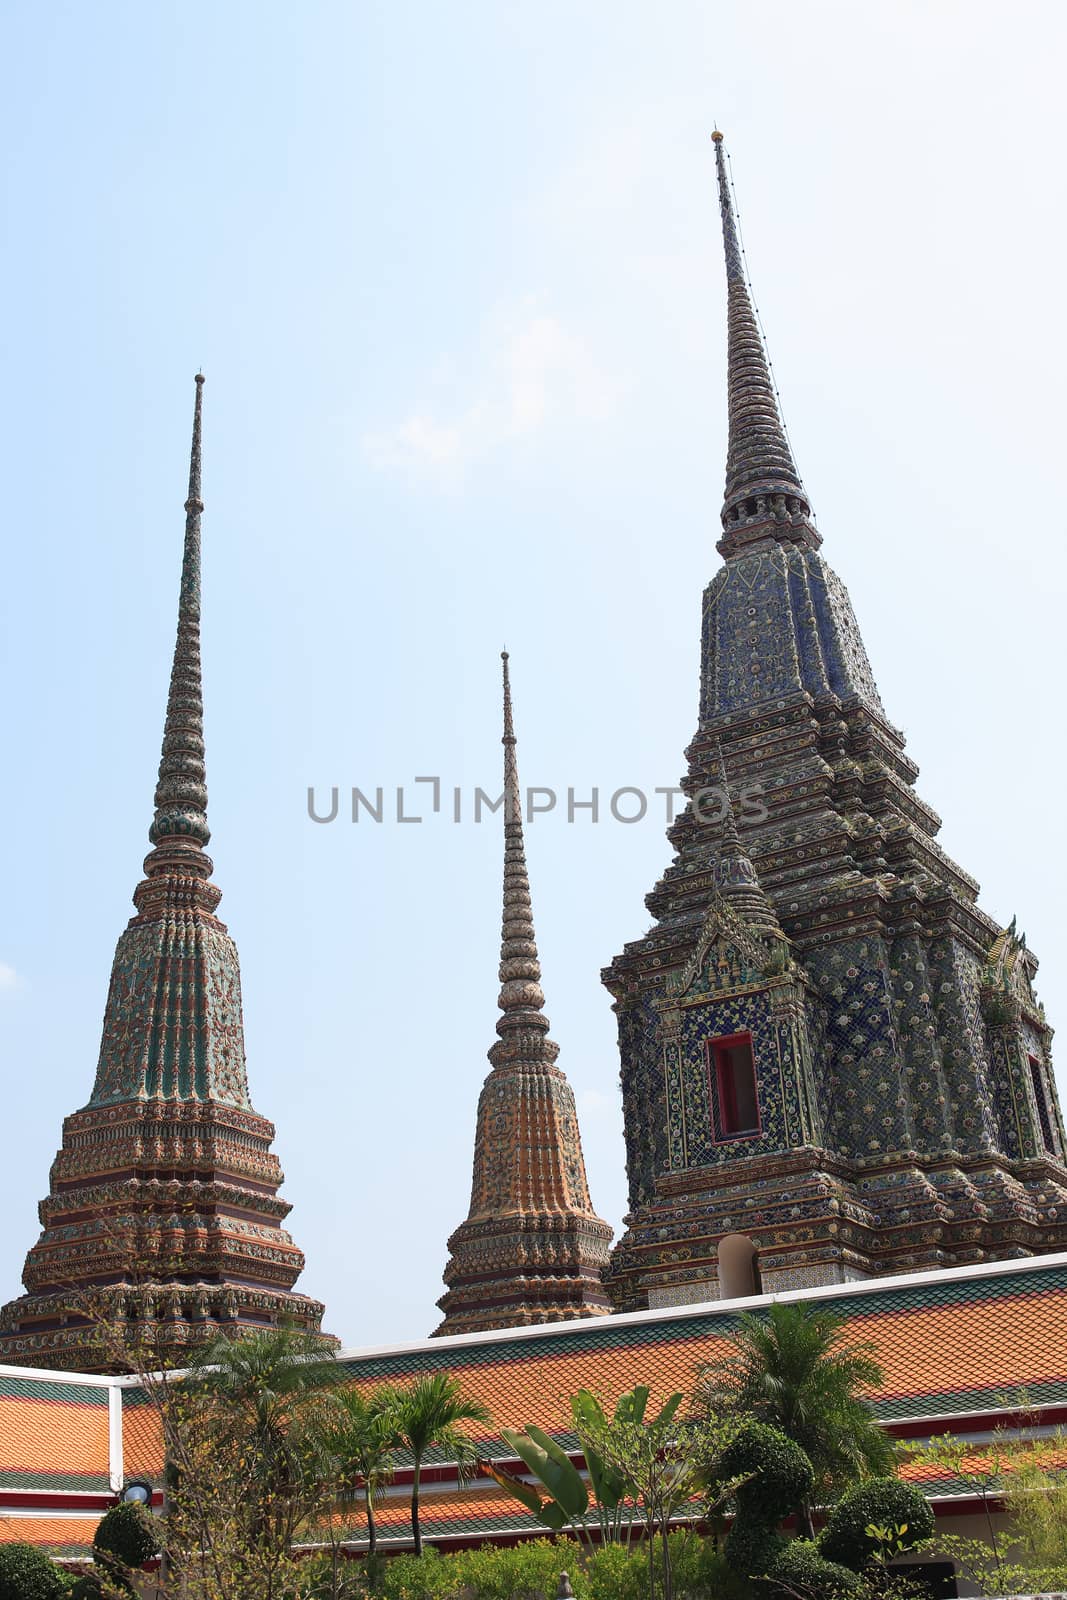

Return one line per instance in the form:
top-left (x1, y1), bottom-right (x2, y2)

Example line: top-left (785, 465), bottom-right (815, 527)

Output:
top-left (711, 133), bottom-right (818, 553)
top-left (0, 375), bottom-right (325, 1369)
top-left (433, 651), bottom-right (613, 1336)
top-left (496, 650), bottom-right (549, 1039)
top-left (146, 373), bottom-right (211, 876)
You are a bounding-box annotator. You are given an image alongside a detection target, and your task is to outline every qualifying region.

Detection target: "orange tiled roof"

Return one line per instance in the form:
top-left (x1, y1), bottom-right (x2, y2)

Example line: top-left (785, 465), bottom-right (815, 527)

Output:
top-left (335, 1258), bottom-right (1067, 1444)
top-left (0, 1375), bottom-right (110, 1493)
top-left (0, 1514), bottom-right (101, 1554)
top-left (3, 1255), bottom-right (1066, 1556)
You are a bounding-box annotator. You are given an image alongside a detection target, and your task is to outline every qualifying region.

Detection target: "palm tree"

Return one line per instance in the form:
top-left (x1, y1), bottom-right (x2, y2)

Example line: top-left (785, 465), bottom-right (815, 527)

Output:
top-left (694, 1301), bottom-right (896, 1535)
top-left (383, 1372), bottom-right (491, 1556)
top-left (318, 1384), bottom-right (398, 1557)
top-left (182, 1326), bottom-right (340, 1548)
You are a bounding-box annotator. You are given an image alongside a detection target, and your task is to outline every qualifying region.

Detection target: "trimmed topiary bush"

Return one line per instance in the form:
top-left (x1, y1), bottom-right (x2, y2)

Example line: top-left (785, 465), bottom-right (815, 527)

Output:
top-left (66, 1579), bottom-right (103, 1600)
top-left (0, 1543), bottom-right (66, 1600)
top-left (765, 1538), bottom-right (867, 1598)
top-left (820, 1477), bottom-right (934, 1572)
top-left (92, 1503), bottom-right (158, 1572)
top-left (720, 1420), bottom-right (815, 1524)
top-left (723, 1518), bottom-right (787, 1576)
top-left (720, 1419), bottom-right (816, 1578)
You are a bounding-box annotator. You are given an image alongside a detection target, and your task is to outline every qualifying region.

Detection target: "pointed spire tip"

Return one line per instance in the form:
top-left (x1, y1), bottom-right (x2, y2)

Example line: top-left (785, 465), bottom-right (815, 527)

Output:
top-left (146, 376), bottom-right (210, 862)
top-left (713, 133), bottom-right (815, 543)
top-left (501, 649), bottom-right (515, 745)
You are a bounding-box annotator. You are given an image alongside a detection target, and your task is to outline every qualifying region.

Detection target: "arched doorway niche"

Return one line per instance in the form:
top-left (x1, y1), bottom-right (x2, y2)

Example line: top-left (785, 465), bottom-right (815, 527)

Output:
top-left (717, 1233), bottom-right (763, 1300)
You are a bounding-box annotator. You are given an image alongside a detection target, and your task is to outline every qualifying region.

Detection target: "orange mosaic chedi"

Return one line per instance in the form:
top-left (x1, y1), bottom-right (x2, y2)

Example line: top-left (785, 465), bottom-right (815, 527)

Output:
top-left (0, 378), bottom-right (324, 1372)
top-left (434, 654), bottom-right (613, 1335)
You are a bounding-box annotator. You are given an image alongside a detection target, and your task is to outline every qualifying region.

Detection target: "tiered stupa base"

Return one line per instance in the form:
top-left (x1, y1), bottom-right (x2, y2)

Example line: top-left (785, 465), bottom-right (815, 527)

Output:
top-left (0, 1097), bottom-right (324, 1372)
top-left (435, 1212), bottom-right (613, 1336)
top-left (607, 1145), bottom-right (1067, 1310)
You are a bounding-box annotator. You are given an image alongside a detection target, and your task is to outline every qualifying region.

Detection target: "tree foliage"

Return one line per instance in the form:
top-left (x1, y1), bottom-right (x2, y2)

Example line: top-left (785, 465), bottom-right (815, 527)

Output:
top-left (382, 1371), bottom-right (491, 1557)
top-left (695, 1301), bottom-right (896, 1532)
top-left (820, 1478), bottom-right (933, 1572)
top-left (0, 1544), bottom-right (66, 1600)
top-left (575, 1390), bottom-right (740, 1600)
top-left (92, 1502), bottom-right (158, 1573)
top-left (908, 1416), bottom-right (1067, 1595)
top-left (492, 1385), bottom-right (743, 1598)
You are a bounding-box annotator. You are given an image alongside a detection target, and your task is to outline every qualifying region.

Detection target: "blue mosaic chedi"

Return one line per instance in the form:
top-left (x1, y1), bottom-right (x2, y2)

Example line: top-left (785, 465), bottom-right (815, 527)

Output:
top-left (603, 135), bottom-right (1067, 1311)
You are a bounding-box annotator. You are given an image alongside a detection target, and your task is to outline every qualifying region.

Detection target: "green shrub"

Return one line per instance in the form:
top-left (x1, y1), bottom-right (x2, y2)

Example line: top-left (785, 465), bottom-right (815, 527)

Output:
top-left (820, 1479), bottom-right (934, 1572)
top-left (92, 1503), bottom-right (158, 1571)
top-left (660, 1533), bottom-right (752, 1599)
top-left (581, 1542), bottom-right (641, 1600)
top-left (723, 1519), bottom-right (786, 1576)
top-left (376, 1535), bottom-right (749, 1599)
top-left (584, 1534), bottom-right (747, 1600)
top-left (379, 1546), bottom-right (466, 1599)
top-left (65, 1580), bottom-right (102, 1600)
top-left (447, 1539), bottom-right (578, 1599)
top-left (765, 1539), bottom-right (867, 1598)
top-left (295, 1552), bottom-right (367, 1599)
top-left (0, 1544), bottom-right (66, 1600)
top-left (719, 1422), bottom-right (814, 1524)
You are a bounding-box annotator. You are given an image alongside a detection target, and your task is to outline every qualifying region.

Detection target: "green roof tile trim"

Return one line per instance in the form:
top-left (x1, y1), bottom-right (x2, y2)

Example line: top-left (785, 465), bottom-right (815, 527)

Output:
top-left (373, 1508), bottom-right (546, 1544)
top-left (119, 1387), bottom-right (158, 1410)
top-left (873, 1377), bottom-right (1067, 1422)
top-left (0, 1377), bottom-right (109, 1404)
top-left (0, 1470), bottom-right (112, 1492)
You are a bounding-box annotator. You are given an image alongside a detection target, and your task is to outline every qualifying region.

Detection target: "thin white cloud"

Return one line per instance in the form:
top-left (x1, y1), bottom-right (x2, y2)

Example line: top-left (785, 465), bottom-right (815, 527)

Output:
top-left (362, 304), bottom-right (625, 478)
top-left (577, 1087), bottom-right (618, 1122)
top-left (0, 962), bottom-right (24, 993)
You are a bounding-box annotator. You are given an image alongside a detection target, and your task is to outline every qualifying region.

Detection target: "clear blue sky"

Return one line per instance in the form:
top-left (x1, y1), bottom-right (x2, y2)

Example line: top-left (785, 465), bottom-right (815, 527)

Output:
top-left (2, 1), bottom-right (1065, 1348)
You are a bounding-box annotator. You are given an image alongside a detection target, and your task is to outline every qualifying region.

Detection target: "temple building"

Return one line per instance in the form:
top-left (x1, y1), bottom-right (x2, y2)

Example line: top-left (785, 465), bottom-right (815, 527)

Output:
top-left (603, 134), bottom-right (1067, 1310)
top-left (434, 653), bottom-right (613, 1335)
top-left (0, 377), bottom-right (324, 1371)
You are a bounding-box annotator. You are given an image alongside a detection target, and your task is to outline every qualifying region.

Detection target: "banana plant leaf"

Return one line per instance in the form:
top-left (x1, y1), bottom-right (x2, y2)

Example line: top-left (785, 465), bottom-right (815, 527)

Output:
top-left (500, 1426), bottom-right (589, 1521)
top-left (572, 1390), bottom-right (629, 1512)
top-left (652, 1392), bottom-right (683, 1428)
top-left (482, 1457), bottom-right (569, 1530)
top-left (618, 1385), bottom-right (650, 1426)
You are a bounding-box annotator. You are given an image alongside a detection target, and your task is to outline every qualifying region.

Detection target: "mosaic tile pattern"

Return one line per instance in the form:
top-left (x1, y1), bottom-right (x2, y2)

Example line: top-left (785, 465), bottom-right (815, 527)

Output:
top-left (0, 379), bottom-right (323, 1370)
top-left (435, 656), bottom-right (611, 1336)
top-left (603, 139), bottom-right (1067, 1310)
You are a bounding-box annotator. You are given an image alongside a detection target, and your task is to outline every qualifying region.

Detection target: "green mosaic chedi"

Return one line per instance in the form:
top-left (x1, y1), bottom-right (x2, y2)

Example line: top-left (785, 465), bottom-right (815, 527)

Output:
top-left (0, 377), bottom-right (324, 1370)
top-left (603, 135), bottom-right (1067, 1310)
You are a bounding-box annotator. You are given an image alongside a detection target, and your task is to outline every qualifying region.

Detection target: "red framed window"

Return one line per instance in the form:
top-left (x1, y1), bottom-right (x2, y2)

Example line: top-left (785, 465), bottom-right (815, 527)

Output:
top-left (708, 1032), bottom-right (761, 1142)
